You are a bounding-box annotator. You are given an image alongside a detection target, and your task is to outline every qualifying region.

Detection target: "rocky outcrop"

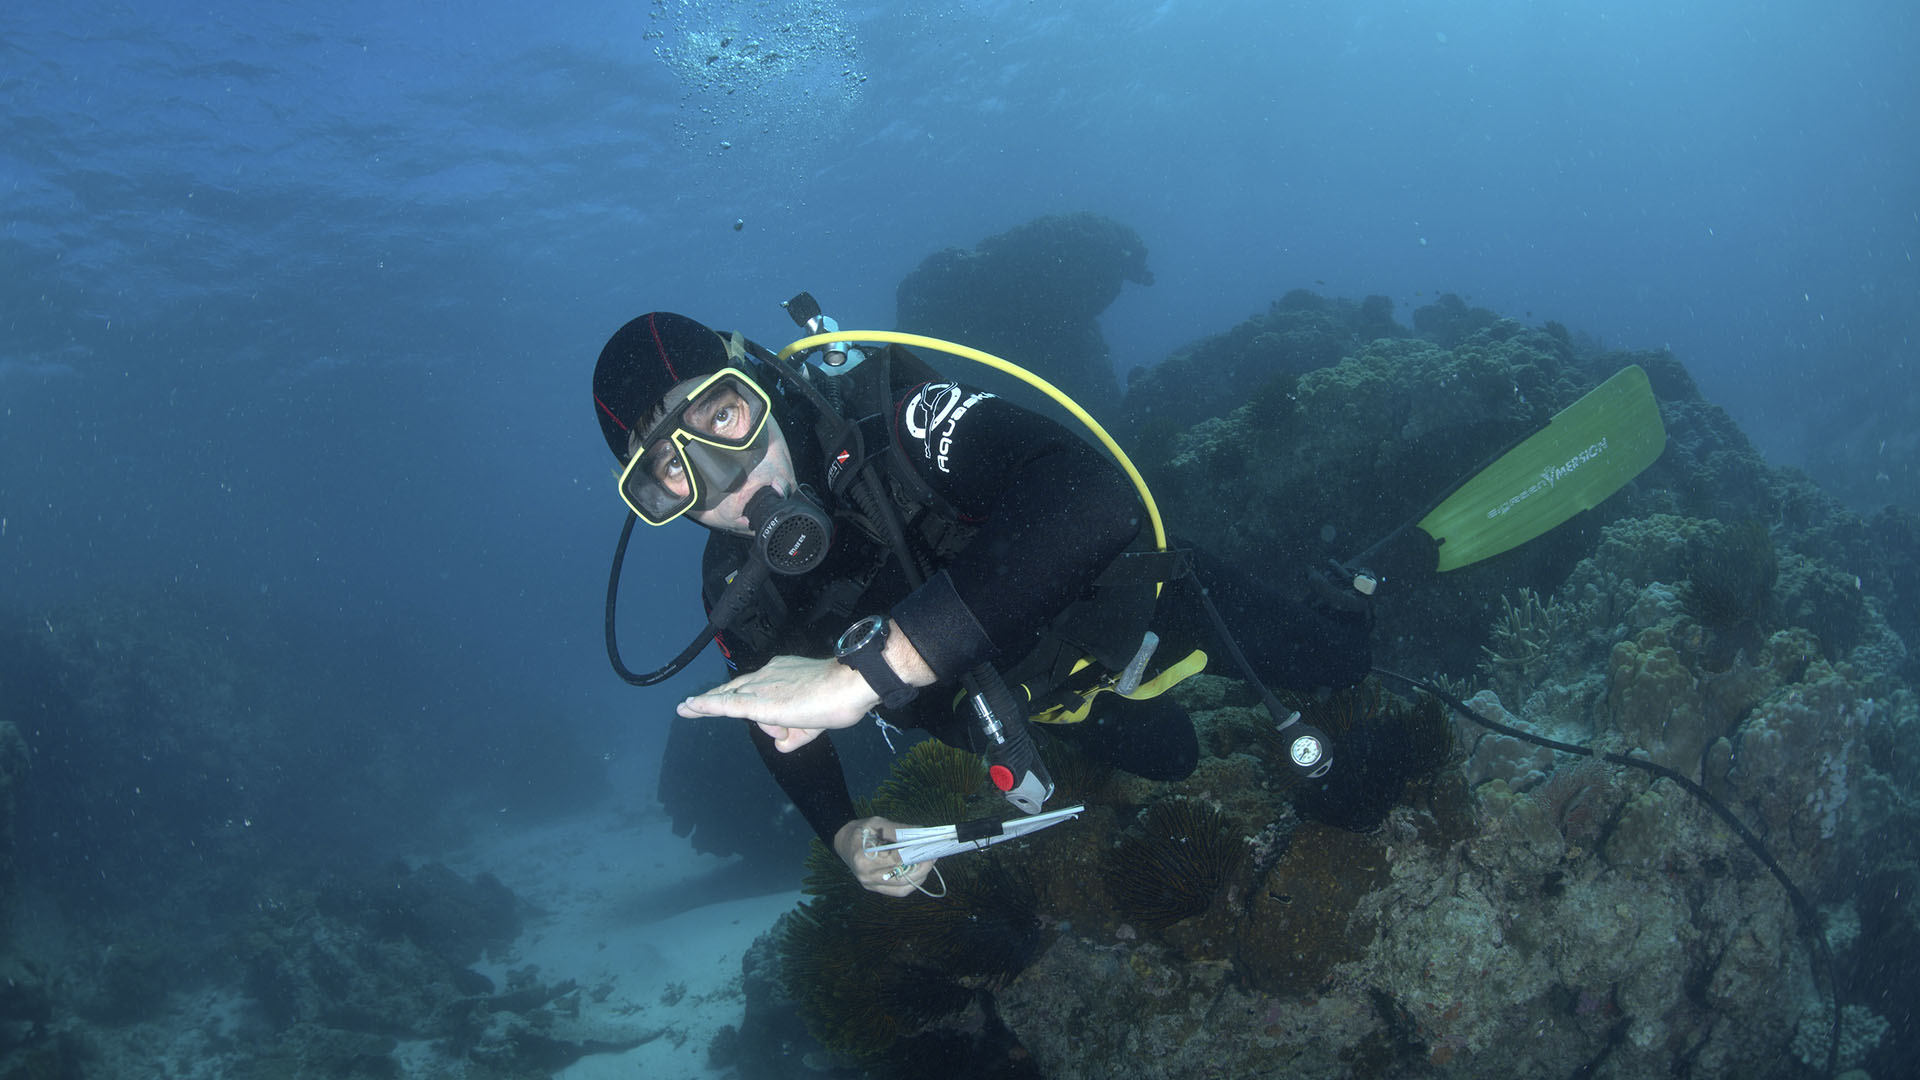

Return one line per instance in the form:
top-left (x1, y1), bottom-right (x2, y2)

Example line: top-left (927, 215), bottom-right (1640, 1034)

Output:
top-left (896, 212), bottom-right (1153, 416)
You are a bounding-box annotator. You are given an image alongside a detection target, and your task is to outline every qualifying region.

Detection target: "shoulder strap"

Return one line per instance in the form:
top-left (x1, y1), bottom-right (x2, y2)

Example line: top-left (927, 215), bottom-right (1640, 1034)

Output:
top-left (868, 344), bottom-right (943, 510)
top-left (871, 346), bottom-right (992, 566)
top-left (803, 343), bottom-right (968, 535)
top-left (1093, 548), bottom-right (1195, 588)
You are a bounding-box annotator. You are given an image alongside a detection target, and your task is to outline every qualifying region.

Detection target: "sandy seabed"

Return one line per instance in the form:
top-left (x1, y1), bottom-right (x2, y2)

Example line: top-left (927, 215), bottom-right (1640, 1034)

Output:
top-left (445, 806), bottom-right (800, 1080)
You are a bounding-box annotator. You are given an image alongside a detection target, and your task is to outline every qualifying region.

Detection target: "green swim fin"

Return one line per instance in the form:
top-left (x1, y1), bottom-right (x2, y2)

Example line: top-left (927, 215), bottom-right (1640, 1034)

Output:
top-left (1417, 365), bottom-right (1667, 572)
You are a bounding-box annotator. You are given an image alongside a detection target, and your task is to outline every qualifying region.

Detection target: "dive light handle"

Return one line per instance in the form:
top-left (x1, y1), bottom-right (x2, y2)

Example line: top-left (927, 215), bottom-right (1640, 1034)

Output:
top-left (964, 664), bottom-right (1054, 814)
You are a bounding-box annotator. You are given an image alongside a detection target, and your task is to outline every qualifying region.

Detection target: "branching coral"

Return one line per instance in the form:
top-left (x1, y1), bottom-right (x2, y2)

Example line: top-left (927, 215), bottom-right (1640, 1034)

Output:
top-left (1424, 670), bottom-right (1478, 704)
top-left (1480, 588), bottom-right (1567, 697)
top-left (1103, 797), bottom-right (1247, 930)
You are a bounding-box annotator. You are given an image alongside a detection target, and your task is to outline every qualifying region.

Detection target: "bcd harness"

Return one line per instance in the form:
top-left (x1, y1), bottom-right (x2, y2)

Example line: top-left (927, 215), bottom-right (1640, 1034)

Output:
top-left (733, 325), bottom-right (1208, 728)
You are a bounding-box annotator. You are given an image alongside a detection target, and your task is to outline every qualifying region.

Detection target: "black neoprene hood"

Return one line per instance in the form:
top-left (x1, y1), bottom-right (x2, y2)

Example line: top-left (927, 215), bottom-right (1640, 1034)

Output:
top-left (592, 311), bottom-right (734, 461)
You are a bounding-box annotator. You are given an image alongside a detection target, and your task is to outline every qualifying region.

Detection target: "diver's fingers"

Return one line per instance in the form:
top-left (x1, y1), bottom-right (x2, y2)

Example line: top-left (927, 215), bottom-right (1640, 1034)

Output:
top-left (763, 723), bottom-right (823, 753)
top-left (851, 841), bottom-right (906, 894)
top-left (863, 865), bottom-right (919, 897)
top-left (861, 857), bottom-right (935, 897)
top-left (675, 682), bottom-right (760, 719)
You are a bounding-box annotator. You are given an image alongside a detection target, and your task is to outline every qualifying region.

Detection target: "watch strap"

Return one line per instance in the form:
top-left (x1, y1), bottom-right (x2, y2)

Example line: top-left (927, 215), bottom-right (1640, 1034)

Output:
top-left (836, 618), bottom-right (919, 709)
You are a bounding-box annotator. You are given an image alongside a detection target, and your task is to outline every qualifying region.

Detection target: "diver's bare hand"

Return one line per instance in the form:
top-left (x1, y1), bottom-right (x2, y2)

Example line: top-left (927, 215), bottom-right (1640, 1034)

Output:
top-left (676, 654), bottom-right (877, 752)
top-left (834, 816), bottom-right (937, 897)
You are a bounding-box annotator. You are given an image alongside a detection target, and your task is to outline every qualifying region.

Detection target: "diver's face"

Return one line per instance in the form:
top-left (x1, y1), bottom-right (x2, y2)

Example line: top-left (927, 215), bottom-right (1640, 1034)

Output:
top-left (685, 416), bottom-right (797, 536)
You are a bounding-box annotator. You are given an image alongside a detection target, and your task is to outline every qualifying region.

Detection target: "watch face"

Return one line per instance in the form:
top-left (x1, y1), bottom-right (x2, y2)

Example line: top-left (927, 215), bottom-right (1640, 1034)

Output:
top-left (837, 615), bottom-right (885, 657)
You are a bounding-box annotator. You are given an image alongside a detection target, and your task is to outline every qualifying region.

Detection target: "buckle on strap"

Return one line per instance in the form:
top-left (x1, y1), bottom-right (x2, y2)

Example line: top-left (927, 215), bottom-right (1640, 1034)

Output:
top-left (1094, 548), bottom-right (1194, 588)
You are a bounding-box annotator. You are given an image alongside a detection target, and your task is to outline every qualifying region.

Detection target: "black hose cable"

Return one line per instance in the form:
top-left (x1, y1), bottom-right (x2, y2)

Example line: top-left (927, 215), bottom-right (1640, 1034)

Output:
top-left (1369, 666), bottom-right (1840, 1079)
top-left (604, 512), bottom-right (720, 687)
top-left (1193, 585), bottom-right (1297, 732)
top-left (1344, 425), bottom-right (1536, 572)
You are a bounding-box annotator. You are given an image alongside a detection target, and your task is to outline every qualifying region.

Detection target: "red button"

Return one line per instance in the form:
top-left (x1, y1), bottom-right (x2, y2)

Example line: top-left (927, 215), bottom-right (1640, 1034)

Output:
top-left (990, 764), bottom-right (1014, 791)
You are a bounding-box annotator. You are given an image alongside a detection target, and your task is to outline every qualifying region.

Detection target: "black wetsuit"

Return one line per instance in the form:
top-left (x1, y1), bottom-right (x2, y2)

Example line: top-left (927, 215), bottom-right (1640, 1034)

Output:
top-left (701, 367), bottom-right (1372, 845)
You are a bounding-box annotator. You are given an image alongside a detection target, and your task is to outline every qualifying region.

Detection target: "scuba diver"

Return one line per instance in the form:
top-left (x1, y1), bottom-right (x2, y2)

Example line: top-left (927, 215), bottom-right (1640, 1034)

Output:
top-left (590, 301), bottom-right (1374, 897)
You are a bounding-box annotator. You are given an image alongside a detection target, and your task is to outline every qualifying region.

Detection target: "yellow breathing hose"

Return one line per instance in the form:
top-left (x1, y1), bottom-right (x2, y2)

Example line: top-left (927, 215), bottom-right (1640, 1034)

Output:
top-left (775, 330), bottom-right (1169, 563)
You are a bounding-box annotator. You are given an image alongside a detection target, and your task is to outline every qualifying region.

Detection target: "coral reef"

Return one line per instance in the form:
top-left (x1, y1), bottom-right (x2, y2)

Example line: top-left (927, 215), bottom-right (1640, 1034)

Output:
top-left (1866, 507), bottom-right (1920, 679)
top-left (781, 853), bottom-right (1043, 1064)
top-left (317, 860), bottom-right (521, 969)
top-left (1121, 288), bottom-right (1408, 436)
top-left (0, 720), bottom-right (24, 934)
top-left (770, 740), bottom-right (1048, 1068)
top-left (679, 260), bottom-right (1920, 1074)
top-left (1479, 587), bottom-right (1568, 702)
top-left (1605, 627), bottom-right (1711, 773)
top-left (238, 863), bottom-right (650, 1077)
top-left (1117, 283), bottom-right (1920, 692)
top-left (988, 755), bottom-right (1855, 1077)
top-left (1455, 690), bottom-right (1556, 792)
top-left (1121, 311), bottom-right (1604, 677)
top-left (1719, 662), bottom-right (1875, 855)
top-left (1776, 550), bottom-right (1870, 659)
top-left (0, 585), bottom-right (625, 1079)
top-left (1683, 518), bottom-right (1779, 633)
top-left (1411, 293), bottom-right (1506, 348)
top-left (1234, 821), bottom-right (1389, 996)
top-left (733, 287), bottom-right (1920, 1079)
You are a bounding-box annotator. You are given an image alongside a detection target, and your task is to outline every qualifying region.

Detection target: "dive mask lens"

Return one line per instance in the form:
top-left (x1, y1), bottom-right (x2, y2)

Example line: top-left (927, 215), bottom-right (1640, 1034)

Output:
top-left (618, 369), bottom-right (773, 525)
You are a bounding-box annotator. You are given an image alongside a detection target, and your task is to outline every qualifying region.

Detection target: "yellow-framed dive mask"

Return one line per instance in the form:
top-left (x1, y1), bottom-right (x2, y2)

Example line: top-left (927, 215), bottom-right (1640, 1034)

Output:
top-left (619, 368), bottom-right (773, 525)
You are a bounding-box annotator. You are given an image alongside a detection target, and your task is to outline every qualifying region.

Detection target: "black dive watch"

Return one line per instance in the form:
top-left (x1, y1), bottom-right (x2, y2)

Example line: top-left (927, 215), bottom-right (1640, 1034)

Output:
top-left (834, 615), bottom-right (919, 710)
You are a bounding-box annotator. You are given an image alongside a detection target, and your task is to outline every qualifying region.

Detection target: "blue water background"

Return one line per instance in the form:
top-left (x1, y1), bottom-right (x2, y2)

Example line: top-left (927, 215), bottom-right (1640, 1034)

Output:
top-left (3, 0), bottom-right (1915, 790)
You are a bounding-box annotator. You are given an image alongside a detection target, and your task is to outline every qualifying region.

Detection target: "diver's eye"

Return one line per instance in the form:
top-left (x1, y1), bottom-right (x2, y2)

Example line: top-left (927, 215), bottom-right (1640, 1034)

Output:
top-left (692, 389), bottom-right (753, 440)
top-left (648, 446), bottom-right (690, 497)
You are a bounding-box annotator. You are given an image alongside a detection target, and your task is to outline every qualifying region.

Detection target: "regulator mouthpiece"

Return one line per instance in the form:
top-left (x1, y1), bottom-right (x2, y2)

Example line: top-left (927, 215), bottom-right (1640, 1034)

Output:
top-left (746, 486), bottom-right (832, 576)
